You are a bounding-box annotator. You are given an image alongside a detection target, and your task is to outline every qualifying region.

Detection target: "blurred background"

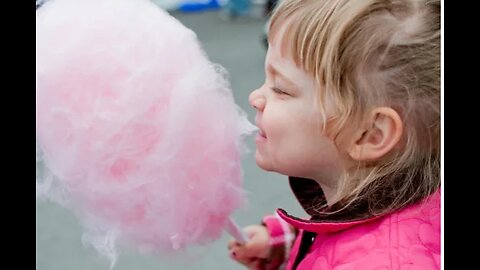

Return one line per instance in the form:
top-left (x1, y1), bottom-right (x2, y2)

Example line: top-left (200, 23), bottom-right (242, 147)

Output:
top-left (36, 0), bottom-right (306, 269)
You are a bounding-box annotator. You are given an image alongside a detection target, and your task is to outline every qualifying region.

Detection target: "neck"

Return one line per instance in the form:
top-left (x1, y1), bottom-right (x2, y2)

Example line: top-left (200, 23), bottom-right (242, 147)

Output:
top-left (308, 168), bottom-right (342, 206)
top-left (315, 181), bottom-right (337, 206)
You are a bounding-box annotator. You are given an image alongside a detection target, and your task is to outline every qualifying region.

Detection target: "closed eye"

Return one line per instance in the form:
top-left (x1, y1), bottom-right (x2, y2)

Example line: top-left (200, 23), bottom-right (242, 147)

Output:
top-left (270, 87), bottom-right (289, 96)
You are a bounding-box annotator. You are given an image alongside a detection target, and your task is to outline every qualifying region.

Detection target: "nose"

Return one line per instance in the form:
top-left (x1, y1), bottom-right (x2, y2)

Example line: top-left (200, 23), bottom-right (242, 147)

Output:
top-left (249, 87), bottom-right (266, 112)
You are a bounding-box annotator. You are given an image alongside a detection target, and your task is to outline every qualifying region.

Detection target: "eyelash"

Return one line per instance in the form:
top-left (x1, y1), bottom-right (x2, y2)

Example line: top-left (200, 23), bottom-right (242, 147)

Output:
top-left (270, 87), bottom-right (289, 95)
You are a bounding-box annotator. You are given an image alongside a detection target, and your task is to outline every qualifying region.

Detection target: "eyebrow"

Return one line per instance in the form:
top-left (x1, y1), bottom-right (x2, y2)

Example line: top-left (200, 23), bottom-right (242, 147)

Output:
top-left (267, 64), bottom-right (299, 89)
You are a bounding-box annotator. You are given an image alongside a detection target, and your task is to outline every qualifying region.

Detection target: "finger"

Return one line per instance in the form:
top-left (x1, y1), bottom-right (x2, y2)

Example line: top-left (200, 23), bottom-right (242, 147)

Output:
top-left (243, 226), bottom-right (259, 239)
top-left (230, 247), bottom-right (247, 261)
top-left (229, 247), bottom-right (246, 262)
top-left (242, 240), bottom-right (268, 259)
top-left (235, 253), bottom-right (256, 266)
top-left (227, 239), bottom-right (242, 250)
top-left (247, 259), bottom-right (265, 270)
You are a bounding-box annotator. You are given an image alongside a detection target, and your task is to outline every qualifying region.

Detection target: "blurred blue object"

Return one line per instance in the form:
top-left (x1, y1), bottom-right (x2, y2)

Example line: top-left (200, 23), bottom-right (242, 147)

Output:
top-left (178, 0), bottom-right (221, 13)
top-left (224, 0), bottom-right (251, 16)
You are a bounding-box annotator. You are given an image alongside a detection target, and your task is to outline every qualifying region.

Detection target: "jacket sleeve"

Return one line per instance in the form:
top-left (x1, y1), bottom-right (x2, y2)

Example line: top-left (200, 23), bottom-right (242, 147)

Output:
top-left (261, 212), bottom-right (298, 270)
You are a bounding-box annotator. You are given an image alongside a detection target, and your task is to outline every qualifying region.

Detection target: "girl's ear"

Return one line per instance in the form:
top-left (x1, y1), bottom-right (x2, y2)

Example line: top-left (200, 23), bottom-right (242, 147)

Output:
top-left (347, 107), bottom-right (403, 161)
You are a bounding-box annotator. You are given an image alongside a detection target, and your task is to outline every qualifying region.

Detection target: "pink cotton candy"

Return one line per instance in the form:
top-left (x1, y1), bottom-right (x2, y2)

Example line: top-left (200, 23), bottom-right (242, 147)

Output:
top-left (36, 0), bottom-right (256, 266)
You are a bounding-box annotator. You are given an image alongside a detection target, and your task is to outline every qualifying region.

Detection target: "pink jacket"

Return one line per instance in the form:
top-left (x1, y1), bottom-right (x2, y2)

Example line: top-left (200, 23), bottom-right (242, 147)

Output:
top-left (265, 178), bottom-right (440, 270)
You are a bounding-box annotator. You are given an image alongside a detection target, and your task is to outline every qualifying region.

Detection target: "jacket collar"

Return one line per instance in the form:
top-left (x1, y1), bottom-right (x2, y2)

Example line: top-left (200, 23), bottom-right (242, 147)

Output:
top-left (277, 177), bottom-right (439, 234)
top-left (276, 207), bottom-right (382, 234)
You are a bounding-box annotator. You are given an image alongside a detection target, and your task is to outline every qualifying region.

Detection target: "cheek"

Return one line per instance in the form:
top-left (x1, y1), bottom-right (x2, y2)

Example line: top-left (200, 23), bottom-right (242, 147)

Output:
top-left (261, 107), bottom-right (284, 139)
top-left (278, 122), bottom-right (339, 168)
top-left (264, 107), bottom-right (320, 149)
top-left (268, 129), bottom-right (319, 169)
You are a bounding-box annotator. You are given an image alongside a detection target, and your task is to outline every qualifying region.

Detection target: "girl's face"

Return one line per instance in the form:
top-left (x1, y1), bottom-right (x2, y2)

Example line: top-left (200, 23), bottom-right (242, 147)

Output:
top-left (249, 27), bottom-right (344, 186)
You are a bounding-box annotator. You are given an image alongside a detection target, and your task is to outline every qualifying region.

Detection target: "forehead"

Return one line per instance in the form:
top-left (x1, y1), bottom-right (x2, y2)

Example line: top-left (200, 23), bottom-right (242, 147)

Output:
top-left (265, 17), bottom-right (304, 76)
top-left (265, 37), bottom-right (318, 98)
top-left (267, 17), bottom-right (298, 61)
top-left (266, 40), bottom-right (299, 76)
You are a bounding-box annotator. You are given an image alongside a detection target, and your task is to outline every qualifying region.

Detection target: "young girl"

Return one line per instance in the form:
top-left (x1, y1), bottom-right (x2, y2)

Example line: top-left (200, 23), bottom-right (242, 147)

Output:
top-left (228, 0), bottom-right (440, 269)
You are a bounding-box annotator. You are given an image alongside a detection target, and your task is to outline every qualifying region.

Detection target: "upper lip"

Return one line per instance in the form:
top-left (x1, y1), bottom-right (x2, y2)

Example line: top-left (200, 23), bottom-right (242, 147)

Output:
top-left (258, 129), bottom-right (267, 138)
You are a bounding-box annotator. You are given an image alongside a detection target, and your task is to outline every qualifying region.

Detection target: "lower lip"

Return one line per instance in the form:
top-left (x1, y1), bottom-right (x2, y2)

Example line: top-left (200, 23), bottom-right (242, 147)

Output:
top-left (255, 133), bottom-right (267, 143)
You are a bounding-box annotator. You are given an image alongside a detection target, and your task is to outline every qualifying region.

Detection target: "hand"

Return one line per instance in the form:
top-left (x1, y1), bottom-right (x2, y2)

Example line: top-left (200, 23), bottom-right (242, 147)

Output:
top-left (227, 224), bottom-right (271, 270)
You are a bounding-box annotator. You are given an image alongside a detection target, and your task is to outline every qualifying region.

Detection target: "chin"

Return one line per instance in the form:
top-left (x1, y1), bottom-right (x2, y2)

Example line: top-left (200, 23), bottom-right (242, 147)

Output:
top-left (255, 153), bottom-right (274, 172)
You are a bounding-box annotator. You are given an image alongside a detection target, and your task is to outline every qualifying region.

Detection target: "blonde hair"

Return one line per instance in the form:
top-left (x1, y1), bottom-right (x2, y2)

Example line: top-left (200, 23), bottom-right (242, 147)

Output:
top-left (269, 0), bottom-right (440, 217)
